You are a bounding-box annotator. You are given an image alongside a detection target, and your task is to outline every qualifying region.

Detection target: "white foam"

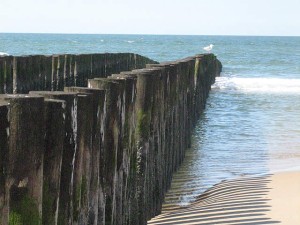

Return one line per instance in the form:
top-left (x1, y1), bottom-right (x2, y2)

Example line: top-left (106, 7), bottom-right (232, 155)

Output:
top-left (126, 40), bottom-right (135, 43)
top-left (0, 52), bottom-right (9, 56)
top-left (212, 77), bottom-right (300, 94)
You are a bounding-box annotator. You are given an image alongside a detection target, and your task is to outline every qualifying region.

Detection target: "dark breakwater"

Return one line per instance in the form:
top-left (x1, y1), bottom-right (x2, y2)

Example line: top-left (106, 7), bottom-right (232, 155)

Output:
top-left (0, 53), bottom-right (222, 225)
top-left (0, 53), bottom-right (157, 94)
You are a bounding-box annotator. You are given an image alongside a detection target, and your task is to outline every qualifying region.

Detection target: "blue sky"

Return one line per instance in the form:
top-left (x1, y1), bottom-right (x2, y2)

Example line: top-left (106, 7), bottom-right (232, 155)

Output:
top-left (0, 0), bottom-right (299, 36)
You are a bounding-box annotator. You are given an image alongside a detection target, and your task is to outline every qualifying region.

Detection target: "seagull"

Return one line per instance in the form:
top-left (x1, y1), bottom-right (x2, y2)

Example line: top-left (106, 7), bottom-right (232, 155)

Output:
top-left (203, 44), bottom-right (214, 52)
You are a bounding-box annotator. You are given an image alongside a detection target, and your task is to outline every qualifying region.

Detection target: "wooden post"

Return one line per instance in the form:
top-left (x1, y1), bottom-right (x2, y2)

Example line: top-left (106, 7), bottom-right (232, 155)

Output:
top-left (43, 99), bottom-right (66, 225)
top-left (0, 94), bottom-right (45, 225)
top-left (0, 101), bottom-right (9, 225)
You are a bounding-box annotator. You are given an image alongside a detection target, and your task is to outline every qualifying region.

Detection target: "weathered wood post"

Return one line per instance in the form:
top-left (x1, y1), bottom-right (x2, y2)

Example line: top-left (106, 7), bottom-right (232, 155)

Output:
top-left (0, 101), bottom-right (9, 225)
top-left (115, 72), bottom-right (141, 225)
top-left (42, 99), bottom-right (66, 225)
top-left (146, 63), bottom-right (171, 197)
top-left (0, 57), bottom-right (13, 94)
top-left (29, 91), bottom-right (78, 225)
top-left (64, 87), bottom-right (106, 225)
top-left (88, 78), bottom-right (125, 225)
top-left (0, 58), bottom-right (7, 94)
top-left (72, 93), bottom-right (93, 225)
top-left (0, 94), bottom-right (45, 225)
top-left (133, 69), bottom-right (156, 224)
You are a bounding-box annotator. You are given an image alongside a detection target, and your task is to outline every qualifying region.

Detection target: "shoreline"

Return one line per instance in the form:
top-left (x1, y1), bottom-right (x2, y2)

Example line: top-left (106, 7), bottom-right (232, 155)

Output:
top-left (148, 170), bottom-right (300, 224)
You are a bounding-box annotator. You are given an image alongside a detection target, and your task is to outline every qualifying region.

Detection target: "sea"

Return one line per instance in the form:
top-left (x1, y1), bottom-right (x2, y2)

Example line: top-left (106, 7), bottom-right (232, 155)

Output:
top-left (1, 33), bottom-right (300, 208)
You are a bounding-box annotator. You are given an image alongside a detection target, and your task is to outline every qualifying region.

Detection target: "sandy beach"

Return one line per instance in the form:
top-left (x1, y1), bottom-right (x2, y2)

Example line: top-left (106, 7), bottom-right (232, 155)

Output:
top-left (148, 171), bottom-right (300, 224)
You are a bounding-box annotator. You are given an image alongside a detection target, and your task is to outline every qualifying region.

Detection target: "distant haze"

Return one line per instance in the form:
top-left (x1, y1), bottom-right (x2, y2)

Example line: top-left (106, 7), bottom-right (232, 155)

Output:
top-left (0, 0), bottom-right (299, 36)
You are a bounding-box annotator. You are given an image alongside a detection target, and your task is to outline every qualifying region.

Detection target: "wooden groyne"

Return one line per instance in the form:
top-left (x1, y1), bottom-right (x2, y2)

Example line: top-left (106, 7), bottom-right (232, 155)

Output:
top-left (0, 53), bottom-right (157, 94)
top-left (0, 53), bottom-right (222, 225)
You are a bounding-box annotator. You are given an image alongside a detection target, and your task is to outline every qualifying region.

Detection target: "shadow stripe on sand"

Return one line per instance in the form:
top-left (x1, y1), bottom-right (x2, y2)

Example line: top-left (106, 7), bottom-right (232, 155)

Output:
top-left (148, 175), bottom-right (281, 225)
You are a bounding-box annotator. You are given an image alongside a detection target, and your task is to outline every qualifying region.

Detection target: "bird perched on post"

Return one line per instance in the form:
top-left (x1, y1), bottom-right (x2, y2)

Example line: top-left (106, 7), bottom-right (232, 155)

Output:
top-left (203, 44), bottom-right (214, 52)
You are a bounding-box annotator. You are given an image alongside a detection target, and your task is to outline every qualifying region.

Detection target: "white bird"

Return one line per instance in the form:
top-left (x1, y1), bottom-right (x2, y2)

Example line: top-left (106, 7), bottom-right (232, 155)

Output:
top-left (203, 44), bottom-right (214, 52)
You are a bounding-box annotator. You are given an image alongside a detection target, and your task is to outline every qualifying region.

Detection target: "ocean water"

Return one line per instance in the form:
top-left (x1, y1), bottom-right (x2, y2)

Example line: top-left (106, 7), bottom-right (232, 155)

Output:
top-left (1, 33), bottom-right (300, 208)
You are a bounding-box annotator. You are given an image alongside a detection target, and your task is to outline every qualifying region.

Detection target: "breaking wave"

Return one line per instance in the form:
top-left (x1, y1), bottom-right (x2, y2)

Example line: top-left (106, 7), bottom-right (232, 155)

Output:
top-left (0, 52), bottom-right (9, 56)
top-left (212, 77), bottom-right (300, 94)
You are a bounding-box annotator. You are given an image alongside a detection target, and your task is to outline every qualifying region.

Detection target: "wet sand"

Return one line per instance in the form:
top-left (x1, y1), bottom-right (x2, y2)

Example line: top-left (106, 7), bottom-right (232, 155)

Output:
top-left (148, 171), bottom-right (300, 224)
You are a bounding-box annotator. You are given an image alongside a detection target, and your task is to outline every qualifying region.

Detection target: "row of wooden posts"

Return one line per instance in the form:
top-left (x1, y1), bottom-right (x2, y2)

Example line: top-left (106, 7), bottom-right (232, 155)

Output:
top-left (0, 53), bottom-right (222, 225)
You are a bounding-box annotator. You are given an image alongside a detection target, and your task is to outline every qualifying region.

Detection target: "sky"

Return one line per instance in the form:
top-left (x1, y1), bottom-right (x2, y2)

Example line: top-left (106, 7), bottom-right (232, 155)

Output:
top-left (0, 0), bottom-right (300, 36)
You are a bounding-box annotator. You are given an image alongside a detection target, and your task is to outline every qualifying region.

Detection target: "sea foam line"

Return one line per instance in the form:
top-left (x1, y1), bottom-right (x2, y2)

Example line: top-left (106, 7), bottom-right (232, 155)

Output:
top-left (0, 52), bottom-right (9, 56)
top-left (212, 77), bottom-right (300, 94)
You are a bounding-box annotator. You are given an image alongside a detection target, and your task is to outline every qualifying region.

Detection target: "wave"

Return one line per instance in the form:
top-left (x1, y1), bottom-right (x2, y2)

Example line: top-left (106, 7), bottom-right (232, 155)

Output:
top-left (212, 77), bottom-right (300, 94)
top-left (125, 40), bottom-right (135, 43)
top-left (0, 52), bottom-right (9, 56)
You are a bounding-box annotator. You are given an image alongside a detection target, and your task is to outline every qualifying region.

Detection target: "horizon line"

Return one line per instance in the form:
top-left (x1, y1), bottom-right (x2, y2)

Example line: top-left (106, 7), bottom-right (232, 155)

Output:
top-left (1, 32), bottom-right (300, 38)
